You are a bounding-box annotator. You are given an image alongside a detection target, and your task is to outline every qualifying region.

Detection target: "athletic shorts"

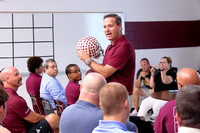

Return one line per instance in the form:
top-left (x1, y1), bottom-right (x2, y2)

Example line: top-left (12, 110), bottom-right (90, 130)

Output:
top-left (26, 118), bottom-right (53, 133)
top-left (141, 86), bottom-right (151, 98)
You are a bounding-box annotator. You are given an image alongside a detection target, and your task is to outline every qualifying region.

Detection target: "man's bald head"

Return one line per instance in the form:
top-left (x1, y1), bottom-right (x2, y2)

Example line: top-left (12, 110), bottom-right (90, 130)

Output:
top-left (81, 72), bottom-right (107, 94)
top-left (0, 67), bottom-right (22, 90)
top-left (177, 68), bottom-right (200, 89)
top-left (79, 72), bottom-right (107, 106)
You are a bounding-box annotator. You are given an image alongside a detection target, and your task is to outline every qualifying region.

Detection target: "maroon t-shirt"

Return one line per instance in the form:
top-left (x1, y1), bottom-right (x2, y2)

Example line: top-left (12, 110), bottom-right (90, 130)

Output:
top-left (154, 100), bottom-right (178, 133)
top-left (26, 73), bottom-right (42, 98)
top-left (3, 87), bottom-right (32, 133)
top-left (26, 73), bottom-right (44, 114)
top-left (65, 81), bottom-right (80, 105)
top-left (103, 35), bottom-right (135, 95)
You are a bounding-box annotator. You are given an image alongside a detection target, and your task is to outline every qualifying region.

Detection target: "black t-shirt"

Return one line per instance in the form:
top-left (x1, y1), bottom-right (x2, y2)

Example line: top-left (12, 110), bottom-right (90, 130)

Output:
top-left (154, 67), bottom-right (178, 92)
top-left (136, 68), bottom-right (151, 89)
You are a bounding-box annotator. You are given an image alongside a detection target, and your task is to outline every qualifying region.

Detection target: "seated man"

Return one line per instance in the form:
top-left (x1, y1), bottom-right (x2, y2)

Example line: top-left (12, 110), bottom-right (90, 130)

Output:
top-left (26, 56), bottom-right (44, 114)
top-left (65, 64), bottom-right (82, 105)
top-left (176, 85), bottom-right (200, 132)
top-left (92, 82), bottom-right (136, 133)
top-left (1, 67), bottom-right (59, 133)
top-left (40, 59), bottom-right (67, 109)
top-left (154, 68), bottom-right (200, 133)
top-left (130, 58), bottom-right (152, 116)
top-left (60, 72), bottom-right (137, 133)
top-left (0, 86), bottom-right (10, 133)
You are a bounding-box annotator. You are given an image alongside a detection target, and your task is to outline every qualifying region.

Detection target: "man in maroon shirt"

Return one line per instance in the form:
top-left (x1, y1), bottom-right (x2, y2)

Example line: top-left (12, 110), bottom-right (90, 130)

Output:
top-left (0, 67), bottom-right (59, 133)
top-left (26, 56), bottom-right (44, 114)
top-left (65, 64), bottom-right (82, 105)
top-left (78, 14), bottom-right (135, 105)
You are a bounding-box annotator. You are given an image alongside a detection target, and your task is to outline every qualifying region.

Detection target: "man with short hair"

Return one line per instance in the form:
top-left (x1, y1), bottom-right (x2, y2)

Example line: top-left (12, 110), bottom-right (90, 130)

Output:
top-left (26, 56), bottom-right (44, 114)
top-left (78, 14), bottom-right (135, 107)
top-left (92, 82), bottom-right (136, 133)
top-left (130, 58), bottom-right (152, 116)
top-left (65, 64), bottom-right (82, 105)
top-left (40, 59), bottom-right (67, 109)
top-left (1, 67), bottom-right (59, 133)
top-left (26, 56), bottom-right (43, 98)
top-left (154, 68), bottom-right (200, 133)
top-left (60, 73), bottom-right (137, 133)
top-left (175, 85), bottom-right (200, 133)
top-left (0, 86), bottom-right (10, 133)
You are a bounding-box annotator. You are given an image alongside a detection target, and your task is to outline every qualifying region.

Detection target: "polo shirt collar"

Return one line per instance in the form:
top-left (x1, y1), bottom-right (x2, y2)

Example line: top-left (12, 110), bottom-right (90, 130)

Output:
top-left (30, 72), bottom-right (41, 77)
top-left (110, 35), bottom-right (125, 47)
top-left (4, 87), bottom-right (17, 95)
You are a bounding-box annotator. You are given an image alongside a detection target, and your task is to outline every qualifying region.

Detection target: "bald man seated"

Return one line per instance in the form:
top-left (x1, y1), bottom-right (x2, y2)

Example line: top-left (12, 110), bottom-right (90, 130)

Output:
top-left (0, 67), bottom-right (59, 133)
top-left (60, 72), bottom-right (137, 133)
top-left (154, 68), bottom-right (200, 133)
top-left (92, 82), bottom-right (137, 133)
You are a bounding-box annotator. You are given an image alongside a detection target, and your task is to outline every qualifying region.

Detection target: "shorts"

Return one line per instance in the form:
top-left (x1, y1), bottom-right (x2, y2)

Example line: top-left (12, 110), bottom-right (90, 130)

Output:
top-left (26, 118), bottom-right (53, 133)
top-left (141, 86), bottom-right (151, 98)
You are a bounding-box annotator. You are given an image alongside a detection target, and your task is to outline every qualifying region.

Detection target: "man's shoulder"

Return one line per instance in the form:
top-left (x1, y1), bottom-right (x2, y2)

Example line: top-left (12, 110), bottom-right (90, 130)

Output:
top-left (163, 100), bottom-right (175, 108)
top-left (41, 74), bottom-right (57, 85)
top-left (160, 100), bottom-right (176, 115)
top-left (7, 94), bottom-right (26, 106)
top-left (137, 69), bottom-right (142, 73)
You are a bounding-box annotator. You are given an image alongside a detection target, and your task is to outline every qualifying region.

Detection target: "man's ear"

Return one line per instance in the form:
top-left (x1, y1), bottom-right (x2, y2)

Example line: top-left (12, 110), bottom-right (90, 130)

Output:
top-left (0, 105), bottom-right (3, 114)
top-left (67, 73), bottom-right (72, 79)
top-left (176, 113), bottom-right (182, 127)
top-left (124, 99), bottom-right (129, 109)
top-left (99, 102), bottom-right (101, 108)
top-left (80, 85), bottom-right (82, 91)
top-left (119, 23), bottom-right (122, 31)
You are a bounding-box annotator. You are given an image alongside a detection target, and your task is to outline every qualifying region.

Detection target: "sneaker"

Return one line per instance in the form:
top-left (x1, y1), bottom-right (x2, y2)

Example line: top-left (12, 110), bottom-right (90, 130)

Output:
top-left (130, 109), bottom-right (138, 116)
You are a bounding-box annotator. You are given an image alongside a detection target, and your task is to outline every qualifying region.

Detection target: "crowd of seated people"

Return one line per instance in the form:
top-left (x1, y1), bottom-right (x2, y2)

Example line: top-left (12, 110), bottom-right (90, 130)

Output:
top-left (136, 56), bottom-right (178, 120)
top-left (0, 55), bottom-right (199, 133)
top-left (0, 67), bottom-right (59, 133)
top-left (154, 68), bottom-right (200, 133)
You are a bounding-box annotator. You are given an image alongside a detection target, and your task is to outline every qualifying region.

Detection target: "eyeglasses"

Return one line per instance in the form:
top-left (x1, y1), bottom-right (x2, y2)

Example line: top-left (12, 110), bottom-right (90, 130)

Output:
top-left (160, 62), bottom-right (167, 64)
top-left (71, 70), bottom-right (81, 74)
top-left (0, 68), bottom-right (5, 73)
top-left (49, 65), bottom-right (57, 69)
top-left (174, 79), bottom-right (183, 88)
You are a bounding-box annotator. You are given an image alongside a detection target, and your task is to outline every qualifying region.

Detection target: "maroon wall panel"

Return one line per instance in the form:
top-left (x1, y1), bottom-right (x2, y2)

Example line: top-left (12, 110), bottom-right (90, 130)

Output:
top-left (125, 21), bottom-right (200, 49)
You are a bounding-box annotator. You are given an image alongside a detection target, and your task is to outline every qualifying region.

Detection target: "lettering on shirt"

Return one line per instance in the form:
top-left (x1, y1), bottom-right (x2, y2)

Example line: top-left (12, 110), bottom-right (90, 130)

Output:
top-left (173, 106), bottom-right (178, 133)
top-left (25, 108), bottom-right (30, 114)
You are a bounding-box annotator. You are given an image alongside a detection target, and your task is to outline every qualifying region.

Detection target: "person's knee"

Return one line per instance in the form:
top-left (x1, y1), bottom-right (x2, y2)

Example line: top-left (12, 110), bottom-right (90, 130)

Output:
top-left (133, 88), bottom-right (140, 95)
top-left (45, 113), bottom-right (59, 129)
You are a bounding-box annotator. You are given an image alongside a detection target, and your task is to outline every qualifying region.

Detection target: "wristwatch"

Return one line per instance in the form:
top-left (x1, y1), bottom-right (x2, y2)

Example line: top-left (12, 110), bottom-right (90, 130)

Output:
top-left (86, 58), bottom-right (93, 65)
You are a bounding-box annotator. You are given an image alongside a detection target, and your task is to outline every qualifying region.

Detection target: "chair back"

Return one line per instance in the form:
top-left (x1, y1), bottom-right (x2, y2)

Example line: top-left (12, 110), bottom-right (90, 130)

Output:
top-left (29, 94), bottom-right (45, 115)
top-left (40, 97), bottom-right (54, 115)
top-left (54, 100), bottom-right (66, 117)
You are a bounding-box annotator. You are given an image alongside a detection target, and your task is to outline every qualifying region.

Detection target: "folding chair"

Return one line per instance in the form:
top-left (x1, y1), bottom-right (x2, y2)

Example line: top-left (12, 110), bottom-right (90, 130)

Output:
top-left (40, 97), bottom-right (54, 115)
top-left (54, 99), bottom-right (66, 117)
top-left (29, 94), bottom-right (45, 115)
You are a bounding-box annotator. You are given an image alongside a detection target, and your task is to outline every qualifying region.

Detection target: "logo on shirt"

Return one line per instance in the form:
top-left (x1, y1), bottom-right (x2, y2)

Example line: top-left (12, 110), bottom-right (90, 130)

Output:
top-left (173, 107), bottom-right (178, 133)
